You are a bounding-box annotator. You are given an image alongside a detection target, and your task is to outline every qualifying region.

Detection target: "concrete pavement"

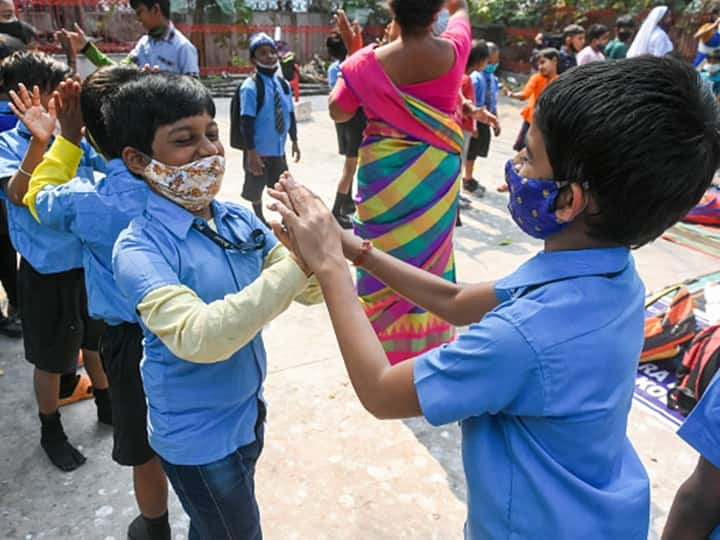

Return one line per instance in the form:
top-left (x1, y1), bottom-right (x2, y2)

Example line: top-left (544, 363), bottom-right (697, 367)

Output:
top-left (0, 95), bottom-right (716, 539)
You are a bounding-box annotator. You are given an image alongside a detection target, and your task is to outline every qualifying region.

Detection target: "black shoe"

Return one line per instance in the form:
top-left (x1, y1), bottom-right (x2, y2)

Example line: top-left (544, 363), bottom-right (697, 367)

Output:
top-left (334, 212), bottom-right (353, 230)
top-left (0, 314), bottom-right (21, 338)
top-left (340, 199), bottom-right (356, 216)
top-left (127, 514), bottom-right (149, 540)
top-left (458, 194), bottom-right (472, 210)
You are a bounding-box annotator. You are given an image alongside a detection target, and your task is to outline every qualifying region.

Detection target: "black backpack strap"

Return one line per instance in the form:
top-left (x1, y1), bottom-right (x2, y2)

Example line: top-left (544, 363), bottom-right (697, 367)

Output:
top-left (253, 73), bottom-right (266, 112)
top-left (279, 77), bottom-right (290, 95)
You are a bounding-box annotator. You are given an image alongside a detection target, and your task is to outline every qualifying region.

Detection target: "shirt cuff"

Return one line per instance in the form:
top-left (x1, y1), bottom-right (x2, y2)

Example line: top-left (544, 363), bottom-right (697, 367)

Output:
top-left (51, 136), bottom-right (84, 170)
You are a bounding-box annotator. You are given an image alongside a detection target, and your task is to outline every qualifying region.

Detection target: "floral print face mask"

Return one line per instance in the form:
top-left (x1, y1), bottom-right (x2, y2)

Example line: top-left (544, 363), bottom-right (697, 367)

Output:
top-left (143, 155), bottom-right (225, 212)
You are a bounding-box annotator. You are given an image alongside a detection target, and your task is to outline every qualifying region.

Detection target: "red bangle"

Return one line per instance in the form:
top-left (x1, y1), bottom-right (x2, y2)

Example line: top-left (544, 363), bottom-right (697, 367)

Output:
top-left (352, 240), bottom-right (373, 267)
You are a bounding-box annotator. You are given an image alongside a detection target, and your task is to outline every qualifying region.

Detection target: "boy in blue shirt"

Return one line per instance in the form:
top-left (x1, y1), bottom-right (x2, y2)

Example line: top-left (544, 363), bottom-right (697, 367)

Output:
top-left (21, 66), bottom-right (171, 540)
top-left (466, 41), bottom-right (501, 195)
top-left (702, 48), bottom-right (720, 101)
top-left (326, 31), bottom-right (366, 229)
top-left (60, 0), bottom-right (199, 76)
top-left (662, 371), bottom-right (720, 539)
top-left (269, 56), bottom-right (720, 539)
top-left (0, 51), bottom-right (111, 473)
top-left (106, 73), bottom-right (321, 538)
top-left (241, 32), bottom-right (301, 224)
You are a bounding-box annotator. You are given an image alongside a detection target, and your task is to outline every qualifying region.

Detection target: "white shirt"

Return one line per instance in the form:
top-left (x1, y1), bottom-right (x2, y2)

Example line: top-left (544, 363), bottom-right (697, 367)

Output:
top-left (576, 46), bottom-right (606, 65)
top-left (648, 28), bottom-right (674, 57)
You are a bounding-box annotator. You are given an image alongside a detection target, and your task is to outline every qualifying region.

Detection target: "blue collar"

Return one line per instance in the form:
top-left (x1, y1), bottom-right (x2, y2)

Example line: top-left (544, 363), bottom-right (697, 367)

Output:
top-left (145, 191), bottom-right (228, 240)
top-left (0, 101), bottom-right (13, 114)
top-left (149, 21), bottom-right (175, 43)
top-left (497, 247), bottom-right (631, 292)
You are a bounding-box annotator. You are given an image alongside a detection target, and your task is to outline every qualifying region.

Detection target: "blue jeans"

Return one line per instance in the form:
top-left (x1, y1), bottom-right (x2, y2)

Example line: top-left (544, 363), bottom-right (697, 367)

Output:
top-left (161, 405), bottom-right (265, 540)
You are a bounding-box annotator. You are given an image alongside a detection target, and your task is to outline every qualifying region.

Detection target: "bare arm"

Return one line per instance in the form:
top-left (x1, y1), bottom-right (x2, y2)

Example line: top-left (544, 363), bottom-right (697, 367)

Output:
top-left (5, 85), bottom-right (55, 206)
top-left (328, 80), bottom-right (356, 123)
top-left (341, 231), bottom-right (500, 327)
top-left (446, 0), bottom-right (469, 19)
top-left (662, 457), bottom-right (720, 540)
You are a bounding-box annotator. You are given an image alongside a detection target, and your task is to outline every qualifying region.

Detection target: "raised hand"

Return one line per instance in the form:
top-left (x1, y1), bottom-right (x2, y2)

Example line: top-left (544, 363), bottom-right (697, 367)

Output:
top-left (335, 9), bottom-right (363, 55)
top-left (8, 84), bottom-right (56, 144)
top-left (55, 78), bottom-right (84, 145)
top-left (268, 172), bottom-right (344, 276)
top-left (58, 23), bottom-right (89, 55)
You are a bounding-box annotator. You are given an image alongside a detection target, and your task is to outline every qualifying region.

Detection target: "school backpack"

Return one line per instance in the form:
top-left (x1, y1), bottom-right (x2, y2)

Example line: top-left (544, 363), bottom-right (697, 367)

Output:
top-left (229, 73), bottom-right (291, 150)
top-left (683, 188), bottom-right (720, 225)
top-left (667, 324), bottom-right (720, 416)
top-left (641, 286), bottom-right (696, 363)
top-left (280, 51), bottom-right (297, 82)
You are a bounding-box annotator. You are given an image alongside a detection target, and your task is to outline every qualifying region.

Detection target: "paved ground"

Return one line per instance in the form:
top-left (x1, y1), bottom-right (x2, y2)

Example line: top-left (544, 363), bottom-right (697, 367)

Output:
top-left (0, 95), bottom-right (716, 539)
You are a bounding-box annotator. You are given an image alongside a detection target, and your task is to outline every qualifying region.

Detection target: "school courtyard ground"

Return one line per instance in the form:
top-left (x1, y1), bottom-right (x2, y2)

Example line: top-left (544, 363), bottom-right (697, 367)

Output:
top-left (0, 95), bottom-right (716, 540)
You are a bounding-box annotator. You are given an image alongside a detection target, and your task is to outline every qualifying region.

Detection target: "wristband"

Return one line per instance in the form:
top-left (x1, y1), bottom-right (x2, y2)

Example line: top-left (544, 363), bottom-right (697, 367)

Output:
top-left (18, 166), bottom-right (31, 177)
top-left (352, 240), bottom-right (373, 267)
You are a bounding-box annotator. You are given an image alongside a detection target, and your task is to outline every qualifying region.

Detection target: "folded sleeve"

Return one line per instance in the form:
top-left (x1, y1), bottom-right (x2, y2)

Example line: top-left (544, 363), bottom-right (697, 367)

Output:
top-left (330, 76), bottom-right (361, 115)
top-left (414, 312), bottom-right (545, 426)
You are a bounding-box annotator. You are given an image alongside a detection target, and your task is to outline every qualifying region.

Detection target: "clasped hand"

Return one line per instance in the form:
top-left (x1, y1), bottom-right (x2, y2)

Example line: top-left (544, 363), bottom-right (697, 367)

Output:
top-left (267, 173), bottom-right (346, 278)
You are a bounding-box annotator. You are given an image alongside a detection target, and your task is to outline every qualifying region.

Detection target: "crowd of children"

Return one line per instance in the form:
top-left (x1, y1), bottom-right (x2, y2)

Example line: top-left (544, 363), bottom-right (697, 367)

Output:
top-left (0, 1), bottom-right (720, 539)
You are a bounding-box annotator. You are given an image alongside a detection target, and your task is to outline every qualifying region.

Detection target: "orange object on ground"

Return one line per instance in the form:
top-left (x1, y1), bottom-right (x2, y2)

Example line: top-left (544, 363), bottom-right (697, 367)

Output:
top-left (641, 286), bottom-right (697, 362)
top-left (58, 373), bottom-right (93, 407)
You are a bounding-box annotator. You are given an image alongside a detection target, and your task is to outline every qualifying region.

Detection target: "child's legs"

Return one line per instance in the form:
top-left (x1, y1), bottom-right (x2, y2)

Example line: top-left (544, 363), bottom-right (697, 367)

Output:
top-left (338, 156), bottom-right (358, 195)
top-left (161, 435), bottom-right (264, 540)
top-left (513, 121), bottom-right (530, 151)
top-left (464, 158), bottom-right (475, 181)
top-left (242, 155), bottom-right (288, 223)
top-left (79, 276), bottom-right (108, 390)
top-left (0, 217), bottom-right (18, 314)
top-left (18, 260), bottom-right (84, 411)
top-left (101, 323), bottom-right (168, 518)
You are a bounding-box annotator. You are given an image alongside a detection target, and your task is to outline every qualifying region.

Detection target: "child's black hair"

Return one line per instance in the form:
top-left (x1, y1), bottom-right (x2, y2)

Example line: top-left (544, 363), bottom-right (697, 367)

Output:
top-left (487, 41), bottom-right (499, 57)
top-left (81, 65), bottom-right (144, 159)
top-left (562, 24), bottom-right (585, 41)
top-left (537, 48), bottom-right (560, 64)
top-left (0, 50), bottom-right (71, 95)
top-left (102, 72), bottom-right (215, 158)
top-left (615, 14), bottom-right (635, 30)
top-left (129, 0), bottom-right (170, 19)
top-left (467, 40), bottom-right (490, 69)
top-left (535, 56), bottom-right (720, 248)
top-left (389, 0), bottom-right (443, 30)
top-left (326, 32), bottom-right (347, 62)
top-left (586, 24), bottom-right (609, 42)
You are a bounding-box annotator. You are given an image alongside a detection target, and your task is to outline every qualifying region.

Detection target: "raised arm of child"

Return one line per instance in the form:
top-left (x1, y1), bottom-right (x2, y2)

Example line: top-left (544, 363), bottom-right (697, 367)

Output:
top-left (4, 84), bottom-right (56, 206)
top-left (114, 230), bottom-right (322, 365)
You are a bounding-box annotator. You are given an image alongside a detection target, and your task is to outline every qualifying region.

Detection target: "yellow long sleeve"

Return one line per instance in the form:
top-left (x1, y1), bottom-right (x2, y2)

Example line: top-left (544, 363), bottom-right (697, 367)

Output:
top-left (23, 136), bottom-right (82, 222)
top-left (137, 244), bottom-right (323, 364)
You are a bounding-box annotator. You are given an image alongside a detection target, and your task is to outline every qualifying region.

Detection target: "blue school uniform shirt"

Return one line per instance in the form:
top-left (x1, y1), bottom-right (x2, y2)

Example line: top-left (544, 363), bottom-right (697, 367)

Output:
top-left (677, 371), bottom-right (720, 539)
top-left (414, 247), bottom-right (650, 540)
top-left (112, 193), bottom-right (277, 465)
top-left (240, 72), bottom-right (294, 157)
top-left (0, 101), bottom-right (17, 133)
top-left (470, 70), bottom-right (499, 114)
top-left (0, 123), bottom-right (105, 274)
top-left (328, 60), bottom-right (341, 90)
top-left (32, 158), bottom-right (149, 324)
top-left (128, 22), bottom-right (199, 76)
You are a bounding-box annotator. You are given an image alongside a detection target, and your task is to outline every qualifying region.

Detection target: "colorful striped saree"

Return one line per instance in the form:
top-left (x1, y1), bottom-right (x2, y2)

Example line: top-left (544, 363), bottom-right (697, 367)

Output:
top-left (341, 47), bottom-right (463, 365)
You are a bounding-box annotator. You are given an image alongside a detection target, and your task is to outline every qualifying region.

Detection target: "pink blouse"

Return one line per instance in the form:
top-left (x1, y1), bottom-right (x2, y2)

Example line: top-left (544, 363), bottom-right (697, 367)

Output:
top-left (332, 16), bottom-right (471, 118)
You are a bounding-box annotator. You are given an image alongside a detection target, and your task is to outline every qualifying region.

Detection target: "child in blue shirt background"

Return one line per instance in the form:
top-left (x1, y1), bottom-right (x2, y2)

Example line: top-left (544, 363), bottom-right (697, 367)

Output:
top-left (0, 51), bottom-right (111, 473)
top-left (466, 41), bottom-right (501, 196)
top-left (106, 72), bottom-right (321, 539)
top-left (701, 48), bottom-right (720, 102)
top-left (240, 32), bottom-right (301, 225)
top-left (270, 56), bottom-right (720, 539)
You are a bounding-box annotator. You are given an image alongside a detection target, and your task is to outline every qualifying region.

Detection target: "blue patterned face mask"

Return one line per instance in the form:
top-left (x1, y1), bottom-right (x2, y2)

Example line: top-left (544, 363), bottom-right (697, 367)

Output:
top-left (504, 159), bottom-right (586, 239)
top-left (484, 63), bottom-right (499, 74)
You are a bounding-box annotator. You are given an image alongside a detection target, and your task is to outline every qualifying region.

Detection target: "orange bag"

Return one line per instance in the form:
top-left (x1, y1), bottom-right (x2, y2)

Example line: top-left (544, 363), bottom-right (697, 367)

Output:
top-left (641, 286), bottom-right (697, 363)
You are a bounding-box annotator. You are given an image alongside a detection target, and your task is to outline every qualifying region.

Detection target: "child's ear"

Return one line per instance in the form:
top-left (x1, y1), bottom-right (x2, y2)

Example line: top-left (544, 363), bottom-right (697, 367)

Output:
top-left (555, 183), bottom-right (586, 223)
top-left (122, 147), bottom-right (150, 177)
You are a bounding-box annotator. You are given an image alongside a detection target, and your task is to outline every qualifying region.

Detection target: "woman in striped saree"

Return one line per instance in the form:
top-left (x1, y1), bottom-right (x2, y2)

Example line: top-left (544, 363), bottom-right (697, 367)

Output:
top-left (329, 0), bottom-right (471, 364)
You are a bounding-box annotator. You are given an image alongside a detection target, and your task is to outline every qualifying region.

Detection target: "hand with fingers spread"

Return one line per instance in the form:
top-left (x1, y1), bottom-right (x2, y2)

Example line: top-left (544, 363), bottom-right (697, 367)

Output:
top-left (267, 173), bottom-right (344, 277)
top-left (8, 84), bottom-right (56, 145)
top-left (335, 9), bottom-right (363, 55)
top-left (55, 78), bottom-right (84, 145)
top-left (58, 23), bottom-right (88, 55)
